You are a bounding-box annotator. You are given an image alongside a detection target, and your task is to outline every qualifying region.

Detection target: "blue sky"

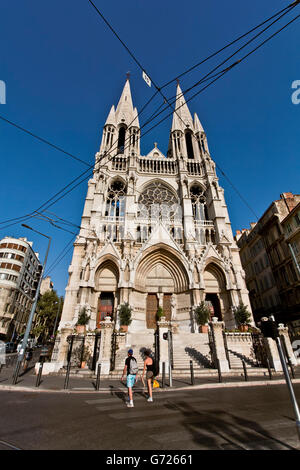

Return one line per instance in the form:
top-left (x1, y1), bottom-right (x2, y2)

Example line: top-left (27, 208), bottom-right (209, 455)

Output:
top-left (0, 1), bottom-right (299, 296)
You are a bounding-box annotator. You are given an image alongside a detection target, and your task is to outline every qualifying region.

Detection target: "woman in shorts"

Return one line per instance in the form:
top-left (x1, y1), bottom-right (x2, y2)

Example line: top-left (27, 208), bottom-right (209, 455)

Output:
top-left (142, 349), bottom-right (154, 403)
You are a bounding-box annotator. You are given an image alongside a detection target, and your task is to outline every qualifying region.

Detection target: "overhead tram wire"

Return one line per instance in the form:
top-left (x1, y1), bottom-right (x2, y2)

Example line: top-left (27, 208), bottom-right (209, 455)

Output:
top-left (44, 236), bottom-right (76, 277)
top-left (86, 0), bottom-right (299, 221)
top-left (159, 0), bottom-right (299, 90)
top-left (0, 88), bottom-right (162, 228)
top-left (2, 4), bottom-right (295, 228)
top-left (86, 0), bottom-right (299, 138)
top-left (137, 2), bottom-right (300, 129)
top-left (2, 6), bottom-right (299, 231)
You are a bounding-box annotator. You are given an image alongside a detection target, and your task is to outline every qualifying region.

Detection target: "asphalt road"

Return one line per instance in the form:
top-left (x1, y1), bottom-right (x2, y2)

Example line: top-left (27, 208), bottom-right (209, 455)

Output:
top-left (0, 383), bottom-right (300, 450)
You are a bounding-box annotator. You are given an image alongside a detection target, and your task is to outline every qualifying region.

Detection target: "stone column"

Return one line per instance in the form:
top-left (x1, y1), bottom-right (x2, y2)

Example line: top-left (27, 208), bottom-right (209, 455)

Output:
top-left (40, 326), bottom-right (73, 375)
top-left (55, 327), bottom-right (73, 365)
top-left (263, 337), bottom-right (282, 371)
top-left (209, 319), bottom-right (230, 372)
top-left (97, 316), bottom-right (115, 375)
top-left (157, 318), bottom-right (171, 372)
top-left (278, 324), bottom-right (297, 366)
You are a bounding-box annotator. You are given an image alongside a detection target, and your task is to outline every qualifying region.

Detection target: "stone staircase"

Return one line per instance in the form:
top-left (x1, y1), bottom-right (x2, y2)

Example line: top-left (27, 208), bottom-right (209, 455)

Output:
top-left (57, 331), bottom-right (267, 378)
top-left (227, 349), bottom-right (258, 369)
top-left (171, 332), bottom-right (213, 376)
top-left (110, 331), bottom-right (155, 378)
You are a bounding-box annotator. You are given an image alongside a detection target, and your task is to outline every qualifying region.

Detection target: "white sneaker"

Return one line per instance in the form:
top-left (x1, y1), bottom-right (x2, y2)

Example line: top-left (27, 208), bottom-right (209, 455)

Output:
top-left (127, 402), bottom-right (134, 408)
top-left (147, 397), bottom-right (153, 402)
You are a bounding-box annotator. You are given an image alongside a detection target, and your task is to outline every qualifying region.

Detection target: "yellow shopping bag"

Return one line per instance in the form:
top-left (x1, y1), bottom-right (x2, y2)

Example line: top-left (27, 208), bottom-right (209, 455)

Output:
top-left (153, 379), bottom-right (160, 389)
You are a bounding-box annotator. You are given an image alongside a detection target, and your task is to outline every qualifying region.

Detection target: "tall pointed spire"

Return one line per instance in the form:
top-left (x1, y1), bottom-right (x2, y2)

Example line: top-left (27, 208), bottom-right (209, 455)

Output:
top-left (171, 83), bottom-right (194, 132)
top-left (104, 105), bottom-right (117, 127)
top-left (115, 78), bottom-right (135, 126)
top-left (194, 112), bottom-right (204, 134)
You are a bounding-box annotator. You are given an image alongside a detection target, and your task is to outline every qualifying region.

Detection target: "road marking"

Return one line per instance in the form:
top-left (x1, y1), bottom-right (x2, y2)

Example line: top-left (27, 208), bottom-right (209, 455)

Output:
top-left (96, 404), bottom-right (128, 412)
top-left (85, 392), bottom-right (189, 405)
top-left (0, 440), bottom-right (22, 450)
top-left (126, 415), bottom-right (205, 429)
top-left (109, 408), bottom-right (181, 420)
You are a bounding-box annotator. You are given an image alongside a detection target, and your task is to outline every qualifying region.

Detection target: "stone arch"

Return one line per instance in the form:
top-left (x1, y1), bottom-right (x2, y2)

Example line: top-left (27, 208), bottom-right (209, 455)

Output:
top-left (203, 262), bottom-right (228, 320)
top-left (94, 257), bottom-right (120, 327)
top-left (137, 178), bottom-right (178, 199)
top-left (135, 245), bottom-right (190, 294)
top-left (94, 256), bottom-right (120, 291)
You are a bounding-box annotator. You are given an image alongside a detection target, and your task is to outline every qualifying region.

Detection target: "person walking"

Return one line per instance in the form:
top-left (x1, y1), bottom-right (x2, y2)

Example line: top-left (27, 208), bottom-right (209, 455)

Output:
top-left (121, 349), bottom-right (138, 408)
top-left (23, 347), bottom-right (33, 372)
top-left (142, 349), bottom-right (154, 403)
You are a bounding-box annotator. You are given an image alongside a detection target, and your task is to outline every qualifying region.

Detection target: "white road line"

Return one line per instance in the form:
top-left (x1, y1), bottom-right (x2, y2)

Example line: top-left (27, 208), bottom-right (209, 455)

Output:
top-left (109, 408), bottom-right (181, 420)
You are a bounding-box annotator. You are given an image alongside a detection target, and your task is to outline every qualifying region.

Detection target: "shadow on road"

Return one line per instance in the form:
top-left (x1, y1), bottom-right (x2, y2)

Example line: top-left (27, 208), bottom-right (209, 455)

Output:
top-left (165, 400), bottom-right (297, 450)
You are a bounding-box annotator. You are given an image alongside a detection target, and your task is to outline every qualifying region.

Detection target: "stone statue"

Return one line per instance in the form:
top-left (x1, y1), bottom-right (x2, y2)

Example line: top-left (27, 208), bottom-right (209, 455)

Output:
top-left (171, 294), bottom-right (177, 321)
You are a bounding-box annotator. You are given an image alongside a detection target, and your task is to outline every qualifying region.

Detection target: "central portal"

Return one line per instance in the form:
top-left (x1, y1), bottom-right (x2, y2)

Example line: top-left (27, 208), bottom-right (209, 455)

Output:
top-left (146, 294), bottom-right (158, 329)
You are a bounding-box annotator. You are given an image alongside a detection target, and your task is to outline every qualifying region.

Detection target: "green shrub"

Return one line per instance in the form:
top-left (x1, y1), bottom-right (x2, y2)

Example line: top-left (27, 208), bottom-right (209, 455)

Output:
top-left (233, 302), bottom-right (251, 326)
top-left (119, 302), bottom-right (132, 326)
top-left (76, 307), bottom-right (90, 326)
top-left (156, 307), bottom-right (164, 321)
top-left (194, 302), bottom-right (211, 326)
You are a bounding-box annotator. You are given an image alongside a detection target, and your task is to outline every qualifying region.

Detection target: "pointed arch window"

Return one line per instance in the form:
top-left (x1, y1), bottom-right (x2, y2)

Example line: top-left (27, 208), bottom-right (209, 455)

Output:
top-left (185, 130), bottom-right (194, 159)
top-left (117, 126), bottom-right (126, 154)
top-left (190, 185), bottom-right (208, 221)
top-left (105, 180), bottom-right (126, 219)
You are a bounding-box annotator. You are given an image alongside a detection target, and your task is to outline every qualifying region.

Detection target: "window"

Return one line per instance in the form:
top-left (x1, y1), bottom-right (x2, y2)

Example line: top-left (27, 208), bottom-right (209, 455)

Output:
top-left (190, 185), bottom-right (209, 221)
top-left (294, 212), bottom-right (300, 227)
top-left (117, 126), bottom-right (126, 154)
top-left (138, 182), bottom-right (180, 222)
top-left (185, 131), bottom-right (194, 159)
top-left (105, 181), bottom-right (126, 219)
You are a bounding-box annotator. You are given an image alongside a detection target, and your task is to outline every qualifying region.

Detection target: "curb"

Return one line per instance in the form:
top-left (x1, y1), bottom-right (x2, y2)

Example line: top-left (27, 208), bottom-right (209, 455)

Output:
top-left (0, 378), bottom-right (299, 394)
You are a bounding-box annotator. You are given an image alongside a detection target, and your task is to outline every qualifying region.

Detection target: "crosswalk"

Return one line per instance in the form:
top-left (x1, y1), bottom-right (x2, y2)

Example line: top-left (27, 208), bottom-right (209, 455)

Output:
top-left (83, 391), bottom-right (299, 450)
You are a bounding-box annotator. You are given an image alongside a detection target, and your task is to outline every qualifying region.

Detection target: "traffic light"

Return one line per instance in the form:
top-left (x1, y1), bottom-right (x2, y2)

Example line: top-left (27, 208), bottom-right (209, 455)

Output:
top-left (163, 332), bottom-right (168, 340)
top-left (260, 319), bottom-right (279, 340)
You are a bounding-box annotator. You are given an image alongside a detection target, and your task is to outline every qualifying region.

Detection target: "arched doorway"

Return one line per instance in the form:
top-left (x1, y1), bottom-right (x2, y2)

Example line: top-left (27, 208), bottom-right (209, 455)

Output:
top-left (135, 246), bottom-right (190, 329)
top-left (94, 259), bottom-right (119, 328)
top-left (203, 263), bottom-right (228, 321)
top-left (97, 292), bottom-right (114, 328)
top-left (205, 293), bottom-right (222, 320)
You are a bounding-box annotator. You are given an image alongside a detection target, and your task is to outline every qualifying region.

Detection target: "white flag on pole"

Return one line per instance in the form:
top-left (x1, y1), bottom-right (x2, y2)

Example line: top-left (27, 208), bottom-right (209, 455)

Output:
top-left (142, 71), bottom-right (151, 87)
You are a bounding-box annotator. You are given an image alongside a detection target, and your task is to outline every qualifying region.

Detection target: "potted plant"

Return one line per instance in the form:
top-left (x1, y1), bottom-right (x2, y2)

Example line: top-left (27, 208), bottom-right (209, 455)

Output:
top-left (156, 306), bottom-right (164, 323)
top-left (194, 302), bottom-right (211, 333)
top-left (119, 302), bottom-right (132, 332)
top-left (233, 302), bottom-right (251, 332)
top-left (76, 307), bottom-right (90, 334)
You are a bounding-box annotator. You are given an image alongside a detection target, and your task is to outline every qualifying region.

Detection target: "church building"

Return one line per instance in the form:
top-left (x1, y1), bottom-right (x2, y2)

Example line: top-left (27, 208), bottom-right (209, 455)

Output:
top-left (53, 77), bottom-right (252, 370)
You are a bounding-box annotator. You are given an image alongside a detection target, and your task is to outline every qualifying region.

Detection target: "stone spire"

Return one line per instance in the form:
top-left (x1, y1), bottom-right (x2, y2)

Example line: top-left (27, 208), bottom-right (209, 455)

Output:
top-left (171, 83), bottom-right (194, 132)
top-left (194, 112), bottom-right (205, 134)
top-left (115, 78), bottom-right (136, 127)
top-left (104, 105), bottom-right (117, 127)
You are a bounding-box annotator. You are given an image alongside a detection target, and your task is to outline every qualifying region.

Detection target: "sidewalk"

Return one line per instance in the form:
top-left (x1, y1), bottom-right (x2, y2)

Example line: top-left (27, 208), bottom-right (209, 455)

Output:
top-left (1, 361), bottom-right (300, 394)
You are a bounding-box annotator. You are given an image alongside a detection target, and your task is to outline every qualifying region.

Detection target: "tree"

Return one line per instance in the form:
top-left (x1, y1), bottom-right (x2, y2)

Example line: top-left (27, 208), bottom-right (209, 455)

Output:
top-left (119, 303), bottom-right (132, 326)
top-left (194, 302), bottom-right (211, 326)
top-left (34, 290), bottom-right (64, 343)
top-left (233, 302), bottom-right (251, 326)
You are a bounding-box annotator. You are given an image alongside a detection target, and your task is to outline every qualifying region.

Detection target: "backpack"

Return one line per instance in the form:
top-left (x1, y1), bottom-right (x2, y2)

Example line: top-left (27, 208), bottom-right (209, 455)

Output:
top-left (129, 357), bottom-right (139, 375)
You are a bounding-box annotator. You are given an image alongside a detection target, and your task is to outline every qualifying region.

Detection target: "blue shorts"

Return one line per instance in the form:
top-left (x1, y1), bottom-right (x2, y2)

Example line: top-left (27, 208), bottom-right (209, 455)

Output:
top-left (126, 374), bottom-right (136, 388)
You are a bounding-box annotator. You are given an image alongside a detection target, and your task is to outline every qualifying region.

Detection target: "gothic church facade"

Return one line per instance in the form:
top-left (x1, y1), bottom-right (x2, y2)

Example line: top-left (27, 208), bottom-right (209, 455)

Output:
top-left (57, 78), bottom-right (252, 347)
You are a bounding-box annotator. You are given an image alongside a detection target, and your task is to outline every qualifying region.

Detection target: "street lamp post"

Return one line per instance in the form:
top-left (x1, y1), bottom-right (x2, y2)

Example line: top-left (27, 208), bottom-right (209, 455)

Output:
top-left (12, 225), bottom-right (51, 384)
